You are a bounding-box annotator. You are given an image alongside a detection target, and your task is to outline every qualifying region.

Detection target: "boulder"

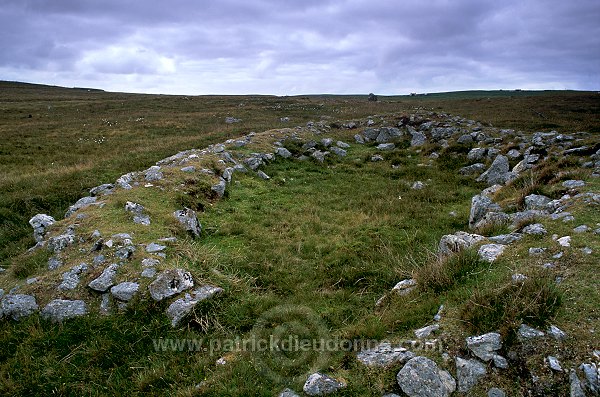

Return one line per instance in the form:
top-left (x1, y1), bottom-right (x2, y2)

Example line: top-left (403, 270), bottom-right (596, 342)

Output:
top-left (467, 147), bottom-right (487, 162)
top-left (144, 166), bottom-right (163, 182)
top-left (524, 194), bottom-right (552, 211)
top-left (29, 214), bottom-right (56, 242)
top-left (376, 127), bottom-right (402, 143)
top-left (473, 211), bottom-right (510, 231)
top-left (0, 294), bottom-right (38, 320)
top-left (469, 194), bottom-right (502, 229)
top-left (166, 285), bottom-right (223, 327)
top-left (477, 155), bottom-right (514, 186)
top-left (173, 208), bottom-right (202, 237)
top-left (211, 178), bottom-right (227, 198)
top-left (329, 146), bottom-right (347, 157)
top-left (466, 332), bottom-right (502, 361)
top-left (275, 147), bottom-right (292, 158)
top-left (65, 196), bottom-right (97, 217)
top-left (88, 264), bottom-right (120, 292)
top-left (47, 233), bottom-right (76, 253)
top-left (303, 373), bottom-right (346, 396)
top-left (478, 244), bottom-right (506, 262)
top-left (244, 156), bottom-right (263, 170)
top-left (377, 143), bottom-right (395, 151)
top-left (456, 357), bottom-right (487, 393)
top-left (563, 179), bottom-right (585, 189)
top-left (89, 183), bottom-right (114, 196)
top-left (110, 282), bottom-right (140, 302)
top-left (410, 131), bottom-right (427, 147)
top-left (459, 163), bottom-right (486, 176)
top-left (58, 263), bottom-right (88, 290)
top-left (396, 356), bottom-right (456, 397)
top-left (357, 342), bottom-right (414, 367)
top-left (41, 299), bottom-right (87, 322)
top-left (522, 223), bottom-right (547, 235)
top-left (149, 269), bottom-right (194, 301)
top-left (438, 232), bottom-right (485, 256)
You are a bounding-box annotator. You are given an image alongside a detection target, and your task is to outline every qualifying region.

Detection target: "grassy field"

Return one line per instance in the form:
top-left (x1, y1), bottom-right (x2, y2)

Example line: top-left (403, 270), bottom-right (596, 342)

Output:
top-left (0, 82), bottom-right (598, 396)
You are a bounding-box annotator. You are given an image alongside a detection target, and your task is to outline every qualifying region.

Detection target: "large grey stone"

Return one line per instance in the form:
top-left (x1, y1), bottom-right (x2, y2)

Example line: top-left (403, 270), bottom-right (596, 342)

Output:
top-left (469, 194), bottom-right (502, 229)
top-left (58, 263), bottom-right (88, 290)
top-left (145, 166), bottom-right (163, 181)
top-left (356, 342), bottom-right (414, 367)
top-left (376, 127), bottom-right (402, 143)
top-left (125, 201), bottom-right (150, 225)
top-left (466, 332), bottom-right (502, 361)
top-left (477, 155), bottom-right (512, 186)
top-left (329, 146), bottom-right (347, 157)
top-left (377, 143), bottom-right (395, 151)
top-left (303, 373), bottom-right (346, 396)
top-left (110, 282), bottom-right (140, 302)
top-left (88, 264), bottom-right (119, 292)
top-left (570, 370), bottom-right (586, 397)
top-left (65, 196), bottom-right (97, 217)
top-left (456, 357), bottom-right (487, 393)
top-left (166, 285), bottom-right (223, 327)
top-left (47, 233), bottom-right (76, 253)
top-left (579, 363), bottom-right (599, 394)
top-left (459, 163), bottom-right (486, 176)
top-left (149, 269), bottom-right (194, 301)
top-left (488, 387), bottom-right (506, 397)
top-left (518, 324), bottom-right (545, 340)
top-left (524, 194), bottom-right (552, 211)
top-left (41, 299), bottom-right (87, 322)
top-left (278, 388), bottom-right (301, 397)
top-left (275, 147), bottom-right (292, 158)
top-left (0, 294), bottom-right (38, 320)
top-left (29, 214), bottom-right (56, 242)
top-left (478, 244), bottom-right (506, 262)
top-left (244, 156), bottom-right (263, 170)
top-left (488, 233), bottom-right (523, 245)
top-left (522, 223), bottom-right (547, 235)
top-left (467, 147), bottom-right (487, 162)
top-left (438, 231), bottom-right (485, 256)
top-left (89, 183), bottom-right (114, 196)
top-left (562, 180), bottom-right (585, 189)
top-left (396, 356), bottom-right (456, 397)
top-left (211, 178), bottom-right (226, 198)
top-left (173, 208), bottom-right (202, 237)
top-left (474, 211), bottom-right (510, 231)
top-left (410, 131), bottom-right (427, 147)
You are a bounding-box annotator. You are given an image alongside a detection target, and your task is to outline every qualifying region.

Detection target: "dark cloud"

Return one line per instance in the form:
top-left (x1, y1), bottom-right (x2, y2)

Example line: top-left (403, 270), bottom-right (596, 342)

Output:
top-left (0, 0), bottom-right (598, 94)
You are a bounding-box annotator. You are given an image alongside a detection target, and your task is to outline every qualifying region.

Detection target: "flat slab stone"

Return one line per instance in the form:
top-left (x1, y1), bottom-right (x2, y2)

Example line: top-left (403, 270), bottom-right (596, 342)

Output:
top-left (1, 294), bottom-right (39, 320)
top-left (356, 342), bottom-right (414, 367)
top-left (41, 299), bottom-right (87, 322)
top-left (148, 269), bottom-right (194, 301)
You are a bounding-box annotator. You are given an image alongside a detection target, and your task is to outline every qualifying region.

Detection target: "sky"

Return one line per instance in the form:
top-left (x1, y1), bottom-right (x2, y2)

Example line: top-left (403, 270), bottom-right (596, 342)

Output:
top-left (1, 0), bottom-right (599, 95)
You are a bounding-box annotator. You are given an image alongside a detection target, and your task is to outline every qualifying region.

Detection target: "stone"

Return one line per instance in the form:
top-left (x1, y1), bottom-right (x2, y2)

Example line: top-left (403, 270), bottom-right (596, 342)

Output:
top-left (47, 233), bottom-right (76, 253)
top-left (488, 387), bottom-right (506, 397)
top-left (410, 131), bottom-right (427, 147)
top-left (311, 150), bottom-right (328, 163)
top-left (142, 258), bottom-right (160, 267)
top-left (225, 116), bottom-right (241, 124)
top-left (371, 154), bottom-right (384, 162)
top-left (0, 294), bottom-right (38, 320)
top-left (111, 282), bottom-right (139, 302)
top-left (141, 267), bottom-right (157, 278)
top-left (478, 244), bottom-right (506, 262)
top-left (354, 134), bottom-right (365, 144)
top-left (58, 263), bottom-right (88, 290)
top-left (303, 373), bottom-right (346, 396)
top-left (48, 256), bottom-right (63, 270)
top-left (41, 299), bottom-right (87, 322)
top-left (145, 166), bottom-right (163, 182)
top-left (321, 138), bottom-right (333, 147)
top-left (573, 225), bottom-right (590, 233)
top-left (557, 236), bottom-right (571, 247)
top-left (88, 264), bottom-right (119, 292)
top-left (456, 357), bottom-right (487, 393)
top-left (477, 155), bottom-right (513, 186)
top-left (211, 178), bottom-right (227, 198)
top-left (116, 172), bottom-right (136, 189)
top-left (492, 354), bottom-right (508, 369)
top-left (167, 285), bottom-right (223, 326)
top-left (278, 388), bottom-right (301, 397)
top-left (376, 127), bottom-right (402, 143)
top-left (489, 233), bottom-right (523, 245)
top-left (469, 194), bottom-right (502, 229)
top-left (529, 247), bottom-right (546, 256)
top-left (125, 201), bottom-right (151, 225)
top-left (377, 143), bottom-right (395, 151)
top-left (562, 180), bottom-right (585, 189)
top-left (257, 170), bottom-right (270, 180)
top-left (65, 196), bottom-right (97, 217)
top-left (457, 134), bottom-right (474, 144)
top-left (438, 231), bottom-right (485, 256)
top-left (547, 356), bottom-right (562, 371)
top-left (579, 363), bottom-right (599, 394)
top-left (275, 147), bottom-right (292, 158)
top-left (222, 167), bottom-right (235, 183)
top-left (512, 273), bottom-right (528, 282)
top-left (459, 163), bottom-right (486, 176)
top-left (507, 149), bottom-right (521, 159)
top-left (357, 342), bottom-right (414, 367)
top-left (522, 223), bottom-right (547, 235)
top-left (467, 147), bottom-right (487, 161)
top-left (146, 243), bottom-right (166, 253)
top-left (474, 212), bottom-right (510, 231)
top-left (396, 356), bottom-right (456, 397)
top-left (100, 293), bottom-right (111, 315)
top-left (115, 245), bottom-right (135, 260)
top-left (244, 156), bottom-right (263, 170)
top-left (392, 279), bottom-right (417, 295)
top-left (89, 183), bottom-right (114, 196)
top-left (336, 141), bottom-right (350, 148)
top-left (466, 332), bottom-right (502, 361)
top-left (570, 370), bottom-right (586, 397)
top-left (329, 146), bottom-right (347, 157)
top-left (29, 214), bottom-right (56, 242)
top-left (547, 325), bottom-right (566, 340)
top-left (180, 166), bottom-right (196, 173)
top-left (149, 269), bottom-right (194, 301)
top-left (524, 194), bottom-right (552, 211)
top-left (518, 324), bottom-right (545, 340)
top-left (415, 324), bottom-right (440, 339)
top-left (173, 208), bottom-right (202, 237)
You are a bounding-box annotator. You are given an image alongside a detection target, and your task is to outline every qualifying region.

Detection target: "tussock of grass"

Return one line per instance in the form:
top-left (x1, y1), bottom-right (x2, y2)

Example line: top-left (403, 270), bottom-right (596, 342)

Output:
top-left (415, 249), bottom-right (490, 293)
top-left (461, 272), bottom-right (562, 335)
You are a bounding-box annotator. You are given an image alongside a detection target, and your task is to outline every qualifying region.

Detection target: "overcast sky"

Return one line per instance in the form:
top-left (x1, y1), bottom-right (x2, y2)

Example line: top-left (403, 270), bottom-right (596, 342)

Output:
top-left (1, 0), bottom-right (599, 95)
